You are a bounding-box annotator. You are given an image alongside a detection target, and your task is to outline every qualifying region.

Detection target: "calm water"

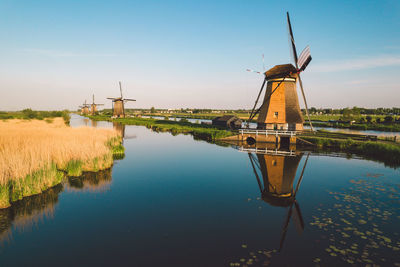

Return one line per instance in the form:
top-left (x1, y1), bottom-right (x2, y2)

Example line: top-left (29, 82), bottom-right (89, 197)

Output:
top-left (0, 114), bottom-right (399, 266)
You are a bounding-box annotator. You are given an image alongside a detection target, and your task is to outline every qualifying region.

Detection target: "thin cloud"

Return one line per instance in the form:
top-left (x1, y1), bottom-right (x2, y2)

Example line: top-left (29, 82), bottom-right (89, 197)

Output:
top-left (312, 55), bottom-right (400, 72)
top-left (21, 48), bottom-right (119, 57)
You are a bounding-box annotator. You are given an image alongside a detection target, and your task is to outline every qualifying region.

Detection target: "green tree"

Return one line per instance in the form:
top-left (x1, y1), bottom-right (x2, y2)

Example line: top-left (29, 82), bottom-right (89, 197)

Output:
top-left (366, 116), bottom-right (372, 123)
top-left (150, 107), bottom-right (156, 113)
top-left (342, 108), bottom-right (353, 121)
top-left (384, 116), bottom-right (394, 124)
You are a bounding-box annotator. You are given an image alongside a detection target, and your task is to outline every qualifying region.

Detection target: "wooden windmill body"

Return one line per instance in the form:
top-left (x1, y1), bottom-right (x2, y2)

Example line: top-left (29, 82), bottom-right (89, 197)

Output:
top-left (248, 151), bottom-right (310, 251)
top-left (90, 94), bottom-right (104, 115)
top-left (257, 153), bottom-right (302, 205)
top-left (257, 64), bottom-right (304, 131)
top-left (247, 12), bottom-right (314, 132)
top-left (108, 82), bottom-right (136, 118)
top-left (79, 100), bottom-right (90, 115)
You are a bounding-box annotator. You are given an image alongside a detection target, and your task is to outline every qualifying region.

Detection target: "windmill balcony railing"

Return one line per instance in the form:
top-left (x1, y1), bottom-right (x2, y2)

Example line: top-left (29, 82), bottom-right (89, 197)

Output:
top-left (238, 129), bottom-right (299, 137)
top-left (237, 146), bottom-right (296, 156)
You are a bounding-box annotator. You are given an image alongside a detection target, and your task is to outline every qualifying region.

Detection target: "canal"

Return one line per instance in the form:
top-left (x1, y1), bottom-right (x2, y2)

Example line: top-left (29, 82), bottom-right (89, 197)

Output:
top-left (0, 114), bottom-right (399, 266)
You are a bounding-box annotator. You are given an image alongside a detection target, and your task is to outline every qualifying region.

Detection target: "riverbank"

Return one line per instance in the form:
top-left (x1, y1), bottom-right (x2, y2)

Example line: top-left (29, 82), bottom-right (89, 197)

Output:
top-left (141, 112), bottom-right (400, 133)
top-left (0, 109), bottom-right (71, 124)
top-left (88, 115), bottom-right (234, 141)
top-left (305, 121), bottom-right (400, 133)
top-left (299, 135), bottom-right (400, 168)
top-left (87, 115), bottom-right (400, 167)
top-left (0, 118), bottom-right (123, 209)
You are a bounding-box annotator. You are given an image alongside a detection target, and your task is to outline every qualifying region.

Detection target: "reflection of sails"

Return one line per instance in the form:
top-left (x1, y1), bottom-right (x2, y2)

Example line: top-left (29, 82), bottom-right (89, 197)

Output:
top-left (66, 168), bottom-right (112, 192)
top-left (248, 148), bottom-right (310, 251)
top-left (0, 185), bottom-right (63, 243)
top-left (113, 122), bottom-right (136, 140)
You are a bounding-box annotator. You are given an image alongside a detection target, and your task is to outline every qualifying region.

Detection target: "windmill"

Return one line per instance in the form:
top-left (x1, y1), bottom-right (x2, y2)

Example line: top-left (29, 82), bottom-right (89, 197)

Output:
top-left (79, 100), bottom-right (90, 115)
top-left (248, 151), bottom-right (310, 251)
top-left (246, 12), bottom-right (314, 132)
top-left (107, 81), bottom-right (136, 118)
top-left (90, 94), bottom-right (104, 115)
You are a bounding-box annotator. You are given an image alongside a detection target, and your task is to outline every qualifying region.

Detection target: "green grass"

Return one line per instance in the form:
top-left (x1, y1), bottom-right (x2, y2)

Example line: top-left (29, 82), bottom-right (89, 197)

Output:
top-left (300, 136), bottom-right (400, 167)
top-left (89, 115), bottom-right (235, 141)
top-left (65, 160), bottom-right (83, 176)
top-left (112, 144), bottom-right (125, 160)
top-left (0, 136), bottom-right (124, 209)
top-left (8, 164), bottom-right (64, 204)
top-left (0, 110), bottom-right (71, 124)
top-left (306, 121), bottom-right (400, 132)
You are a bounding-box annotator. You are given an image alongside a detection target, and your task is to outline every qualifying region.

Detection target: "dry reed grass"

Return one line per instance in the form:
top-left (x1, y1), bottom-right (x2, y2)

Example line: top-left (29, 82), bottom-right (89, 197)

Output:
top-left (0, 118), bottom-right (119, 186)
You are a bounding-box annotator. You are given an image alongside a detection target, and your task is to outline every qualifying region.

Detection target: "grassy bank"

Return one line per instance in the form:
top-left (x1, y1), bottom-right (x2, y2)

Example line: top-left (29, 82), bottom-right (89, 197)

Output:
top-left (300, 136), bottom-right (400, 167)
top-left (306, 121), bottom-right (400, 132)
top-left (0, 109), bottom-right (70, 124)
top-left (89, 115), bottom-right (234, 141)
top-left (0, 118), bottom-right (123, 209)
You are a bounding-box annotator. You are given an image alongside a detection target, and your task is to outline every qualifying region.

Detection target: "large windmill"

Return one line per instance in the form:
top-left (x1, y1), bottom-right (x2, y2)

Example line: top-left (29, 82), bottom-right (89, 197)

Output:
top-left (107, 81), bottom-right (136, 118)
top-left (90, 94), bottom-right (104, 115)
top-left (248, 151), bottom-right (310, 251)
top-left (79, 100), bottom-right (90, 115)
top-left (246, 12), bottom-right (314, 132)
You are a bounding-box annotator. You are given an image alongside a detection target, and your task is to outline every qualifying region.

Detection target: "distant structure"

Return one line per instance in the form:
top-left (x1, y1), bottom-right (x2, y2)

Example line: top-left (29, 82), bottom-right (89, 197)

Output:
top-left (246, 12), bottom-right (314, 132)
top-left (212, 115), bottom-right (242, 130)
top-left (90, 94), bottom-right (104, 115)
top-left (79, 100), bottom-right (90, 115)
top-left (107, 81), bottom-right (136, 118)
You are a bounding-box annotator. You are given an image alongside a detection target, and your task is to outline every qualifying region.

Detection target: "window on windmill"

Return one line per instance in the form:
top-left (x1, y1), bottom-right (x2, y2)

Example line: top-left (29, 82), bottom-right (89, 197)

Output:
top-left (272, 160), bottom-right (277, 166)
top-left (274, 112), bottom-right (279, 118)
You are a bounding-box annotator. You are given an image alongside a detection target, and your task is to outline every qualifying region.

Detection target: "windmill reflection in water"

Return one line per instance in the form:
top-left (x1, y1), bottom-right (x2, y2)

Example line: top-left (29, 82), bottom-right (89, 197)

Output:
top-left (246, 144), bottom-right (310, 251)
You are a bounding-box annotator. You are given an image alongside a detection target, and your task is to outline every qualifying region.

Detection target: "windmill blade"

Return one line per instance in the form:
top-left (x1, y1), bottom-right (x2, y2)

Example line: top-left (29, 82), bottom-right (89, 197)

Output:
top-left (298, 46), bottom-right (312, 71)
top-left (287, 12), bottom-right (299, 68)
top-left (246, 69), bottom-right (262, 75)
top-left (247, 77), bottom-right (267, 126)
top-left (119, 81), bottom-right (123, 99)
top-left (248, 153), bottom-right (263, 193)
top-left (297, 74), bottom-right (315, 132)
top-left (123, 98), bottom-right (136, 102)
top-left (279, 204), bottom-right (293, 252)
top-left (293, 152), bottom-right (310, 197)
top-left (293, 200), bottom-right (305, 234)
top-left (107, 97), bottom-right (118, 100)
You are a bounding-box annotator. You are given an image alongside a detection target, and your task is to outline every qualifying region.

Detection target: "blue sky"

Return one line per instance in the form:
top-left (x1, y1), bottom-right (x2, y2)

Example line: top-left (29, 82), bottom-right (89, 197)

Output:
top-left (0, 0), bottom-right (399, 110)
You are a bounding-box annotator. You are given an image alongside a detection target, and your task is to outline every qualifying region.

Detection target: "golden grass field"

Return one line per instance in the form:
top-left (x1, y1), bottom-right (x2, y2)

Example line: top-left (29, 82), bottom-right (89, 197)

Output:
top-left (0, 118), bottom-right (119, 185)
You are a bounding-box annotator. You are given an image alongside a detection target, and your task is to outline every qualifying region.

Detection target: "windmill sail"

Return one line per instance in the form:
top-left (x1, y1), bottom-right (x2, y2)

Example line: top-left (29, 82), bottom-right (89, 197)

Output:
top-left (298, 46), bottom-right (312, 71)
top-left (287, 12), bottom-right (298, 67)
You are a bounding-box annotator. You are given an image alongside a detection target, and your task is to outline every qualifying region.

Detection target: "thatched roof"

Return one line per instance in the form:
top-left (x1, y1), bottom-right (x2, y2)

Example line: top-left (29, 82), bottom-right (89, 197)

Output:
top-left (265, 64), bottom-right (297, 80)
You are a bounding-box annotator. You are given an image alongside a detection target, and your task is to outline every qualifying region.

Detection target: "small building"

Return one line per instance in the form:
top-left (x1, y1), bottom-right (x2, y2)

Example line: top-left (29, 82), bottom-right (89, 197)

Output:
top-left (212, 115), bottom-right (242, 130)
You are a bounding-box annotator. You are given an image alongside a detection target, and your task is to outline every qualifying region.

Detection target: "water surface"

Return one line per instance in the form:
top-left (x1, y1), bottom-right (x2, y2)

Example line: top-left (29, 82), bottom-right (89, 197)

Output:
top-left (0, 114), bottom-right (399, 266)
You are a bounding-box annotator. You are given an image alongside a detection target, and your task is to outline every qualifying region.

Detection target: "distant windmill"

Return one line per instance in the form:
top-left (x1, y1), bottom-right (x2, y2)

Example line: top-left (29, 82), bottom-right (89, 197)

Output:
top-left (90, 94), bottom-right (104, 115)
top-left (79, 100), bottom-right (90, 115)
top-left (246, 12), bottom-right (314, 132)
top-left (107, 81), bottom-right (136, 118)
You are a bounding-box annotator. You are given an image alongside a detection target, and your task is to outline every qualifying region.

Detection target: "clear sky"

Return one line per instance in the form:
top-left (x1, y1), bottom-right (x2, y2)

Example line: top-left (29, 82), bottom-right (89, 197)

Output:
top-left (0, 0), bottom-right (399, 110)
